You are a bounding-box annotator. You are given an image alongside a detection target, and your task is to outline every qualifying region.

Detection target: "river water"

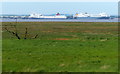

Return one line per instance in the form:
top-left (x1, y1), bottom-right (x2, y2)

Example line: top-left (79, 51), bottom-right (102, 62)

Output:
top-left (0, 18), bottom-right (119, 22)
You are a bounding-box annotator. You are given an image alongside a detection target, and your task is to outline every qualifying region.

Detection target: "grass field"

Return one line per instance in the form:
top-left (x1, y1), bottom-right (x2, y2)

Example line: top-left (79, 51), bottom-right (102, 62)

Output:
top-left (2, 22), bottom-right (118, 72)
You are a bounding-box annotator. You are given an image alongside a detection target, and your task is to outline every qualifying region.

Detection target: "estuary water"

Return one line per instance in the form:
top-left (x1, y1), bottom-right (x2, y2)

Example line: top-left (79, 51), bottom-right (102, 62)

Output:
top-left (0, 18), bottom-right (119, 22)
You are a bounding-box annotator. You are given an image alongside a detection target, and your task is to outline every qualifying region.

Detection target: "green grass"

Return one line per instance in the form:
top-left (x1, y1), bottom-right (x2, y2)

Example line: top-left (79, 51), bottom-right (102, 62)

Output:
top-left (2, 22), bottom-right (118, 72)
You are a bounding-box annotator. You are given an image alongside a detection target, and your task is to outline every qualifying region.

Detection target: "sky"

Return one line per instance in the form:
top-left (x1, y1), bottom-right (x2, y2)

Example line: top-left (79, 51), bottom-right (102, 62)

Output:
top-left (1, 2), bottom-right (118, 15)
top-left (1, 0), bottom-right (119, 2)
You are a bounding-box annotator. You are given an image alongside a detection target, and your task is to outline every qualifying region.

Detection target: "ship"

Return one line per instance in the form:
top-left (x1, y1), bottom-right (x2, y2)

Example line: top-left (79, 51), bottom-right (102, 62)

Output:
top-left (29, 13), bottom-right (67, 19)
top-left (73, 12), bottom-right (110, 19)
